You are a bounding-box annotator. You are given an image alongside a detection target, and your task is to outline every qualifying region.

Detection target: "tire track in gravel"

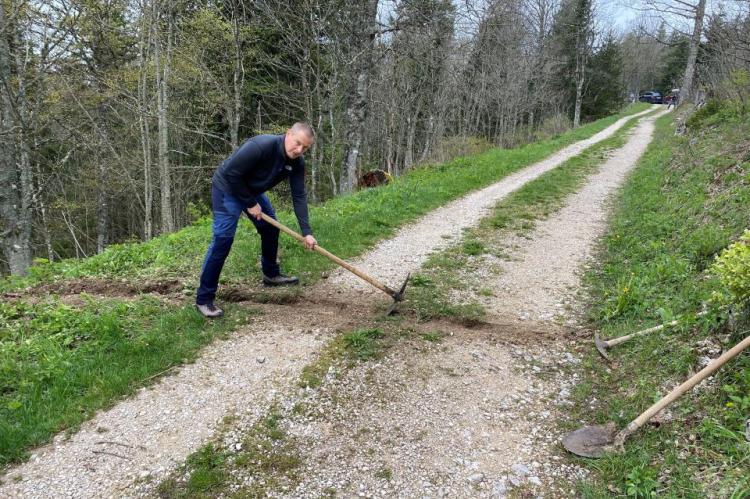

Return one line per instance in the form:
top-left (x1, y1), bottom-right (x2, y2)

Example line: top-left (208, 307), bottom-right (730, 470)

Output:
top-left (0, 107), bottom-right (656, 499)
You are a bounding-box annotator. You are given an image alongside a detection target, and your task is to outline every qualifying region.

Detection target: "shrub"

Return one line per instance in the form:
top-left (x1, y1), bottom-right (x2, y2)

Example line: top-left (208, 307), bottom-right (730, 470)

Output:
top-left (711, 229), bottom-right (750, 306)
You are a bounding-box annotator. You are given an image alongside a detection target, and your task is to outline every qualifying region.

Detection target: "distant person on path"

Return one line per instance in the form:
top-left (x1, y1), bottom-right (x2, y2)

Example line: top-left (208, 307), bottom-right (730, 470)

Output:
top-left (195, 122), bottom-right (317, 318)
top-left (667, 91), bottom-right (679, 110)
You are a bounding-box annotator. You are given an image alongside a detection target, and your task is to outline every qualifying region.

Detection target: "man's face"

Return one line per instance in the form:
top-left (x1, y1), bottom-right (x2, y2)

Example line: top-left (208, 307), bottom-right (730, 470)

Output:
top-left (284, 130), bottom-right (314, 159)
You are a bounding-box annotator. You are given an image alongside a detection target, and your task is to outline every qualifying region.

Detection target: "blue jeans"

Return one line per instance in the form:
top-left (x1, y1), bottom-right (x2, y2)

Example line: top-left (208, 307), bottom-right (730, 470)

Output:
top-left (196, 186), bottom-right (280, 305)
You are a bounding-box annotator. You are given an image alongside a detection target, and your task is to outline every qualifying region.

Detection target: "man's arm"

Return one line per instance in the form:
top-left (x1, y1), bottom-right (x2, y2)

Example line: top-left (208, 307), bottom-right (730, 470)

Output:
top-left (289, 162), bottom-right (313, 237)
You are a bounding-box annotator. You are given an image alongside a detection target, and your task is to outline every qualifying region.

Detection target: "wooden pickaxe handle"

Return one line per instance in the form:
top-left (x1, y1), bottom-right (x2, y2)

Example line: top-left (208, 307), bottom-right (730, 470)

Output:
top-left (605, 310), bottom-right (709, 348)
top-left (257, 212), bottom-right (399, 299)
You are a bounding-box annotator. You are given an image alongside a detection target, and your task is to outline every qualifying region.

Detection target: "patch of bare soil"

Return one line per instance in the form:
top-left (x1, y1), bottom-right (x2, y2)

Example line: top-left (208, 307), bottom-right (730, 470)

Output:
top-left (5, 277), bottom-right (183, 300)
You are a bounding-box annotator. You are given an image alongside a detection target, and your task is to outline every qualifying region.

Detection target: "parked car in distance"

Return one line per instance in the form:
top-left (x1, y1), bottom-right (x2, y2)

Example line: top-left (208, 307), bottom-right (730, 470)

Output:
top-left (638, 91), bottom-right (663, 104)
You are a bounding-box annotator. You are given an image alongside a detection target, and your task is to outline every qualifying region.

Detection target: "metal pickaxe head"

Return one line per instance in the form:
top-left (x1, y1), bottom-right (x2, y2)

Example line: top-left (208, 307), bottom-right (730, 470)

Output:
top-left (385, 273), bottom-right (410, 316)
top-left (594, 332), bottom-right (611, 361)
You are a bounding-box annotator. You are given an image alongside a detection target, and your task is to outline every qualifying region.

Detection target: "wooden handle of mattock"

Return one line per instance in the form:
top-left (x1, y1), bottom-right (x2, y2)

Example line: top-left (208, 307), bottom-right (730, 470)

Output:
top-left (607, 311), bottom-right (710, 347)
top-left (258, 213), bottom-right (397, 298)
top-left (615, 333), bottom-right (750, 445)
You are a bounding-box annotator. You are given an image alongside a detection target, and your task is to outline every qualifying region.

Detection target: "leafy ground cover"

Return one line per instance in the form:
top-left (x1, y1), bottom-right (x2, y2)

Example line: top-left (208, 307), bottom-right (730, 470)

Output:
top-left (0, 104), bottom-right (649, 467)
top-left (572, 104), bottom-right (750, 497)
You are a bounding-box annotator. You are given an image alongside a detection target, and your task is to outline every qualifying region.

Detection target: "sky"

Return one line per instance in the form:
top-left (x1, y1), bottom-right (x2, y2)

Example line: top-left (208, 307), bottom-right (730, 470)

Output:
top-left (605, 0), bottom-right (749, 34)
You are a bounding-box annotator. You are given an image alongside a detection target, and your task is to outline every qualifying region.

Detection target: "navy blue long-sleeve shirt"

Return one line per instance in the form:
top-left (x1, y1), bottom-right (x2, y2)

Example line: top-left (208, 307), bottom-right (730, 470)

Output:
top-left (212, 134), bottom-right (312, 236)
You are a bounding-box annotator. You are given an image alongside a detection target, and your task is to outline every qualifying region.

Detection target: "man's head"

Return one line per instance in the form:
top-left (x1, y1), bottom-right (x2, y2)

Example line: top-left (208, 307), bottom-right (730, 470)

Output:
top-left (284, 122), bottom-right (315, 160)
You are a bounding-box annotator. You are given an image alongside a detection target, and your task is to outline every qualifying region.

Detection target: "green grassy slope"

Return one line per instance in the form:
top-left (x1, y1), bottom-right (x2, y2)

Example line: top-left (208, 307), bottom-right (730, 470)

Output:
top-left (575, 104), bottom-right (750, 497)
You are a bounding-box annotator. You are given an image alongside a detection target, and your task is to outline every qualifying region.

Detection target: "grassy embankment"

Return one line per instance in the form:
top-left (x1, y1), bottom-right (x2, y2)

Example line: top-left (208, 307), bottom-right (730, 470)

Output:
top-left (571, 104), bottom-right (750, 497)
top-left (0, 104), bottom-right (650, 467)
top-left (153, 110), bottom-right (661, 497)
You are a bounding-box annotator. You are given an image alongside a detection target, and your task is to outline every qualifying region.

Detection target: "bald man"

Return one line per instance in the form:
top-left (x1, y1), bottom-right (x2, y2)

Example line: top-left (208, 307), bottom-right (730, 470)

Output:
top-left (196, 123), bottom-right (317, 318)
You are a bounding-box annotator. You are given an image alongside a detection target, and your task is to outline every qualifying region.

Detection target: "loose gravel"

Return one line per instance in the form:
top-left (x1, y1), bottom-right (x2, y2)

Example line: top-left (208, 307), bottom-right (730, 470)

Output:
top-left (0, 107), bottom-right (660, 498)
top-left (263, 109), bottom-right (668, 498)
top-left (484, 109), bottom-right (667, 324)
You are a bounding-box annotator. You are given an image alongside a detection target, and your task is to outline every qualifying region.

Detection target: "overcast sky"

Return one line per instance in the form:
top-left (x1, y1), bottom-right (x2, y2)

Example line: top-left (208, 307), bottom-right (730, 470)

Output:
top-left (604, 0), bottom-right (749, 34)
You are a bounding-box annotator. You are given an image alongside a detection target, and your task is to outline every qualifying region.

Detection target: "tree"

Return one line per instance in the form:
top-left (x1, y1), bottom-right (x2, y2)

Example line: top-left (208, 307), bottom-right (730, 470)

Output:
top-left (581, 34), bottom-right (624, 120)
top-left (550, 0), bottom-right (596, 127)
top-left (1, 0), bottom-right (35, 275)
top-left (340, 0), bottom-right (379, 193)
top-left (638, 0), bottom-right (708, 102)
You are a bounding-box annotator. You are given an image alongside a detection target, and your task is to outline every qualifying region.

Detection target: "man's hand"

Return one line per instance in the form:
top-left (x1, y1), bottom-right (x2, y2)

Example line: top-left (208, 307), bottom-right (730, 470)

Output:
top-left (247, 203), bottom-right (262, 221)
top-left (303, 235), bottom-right (317, 250)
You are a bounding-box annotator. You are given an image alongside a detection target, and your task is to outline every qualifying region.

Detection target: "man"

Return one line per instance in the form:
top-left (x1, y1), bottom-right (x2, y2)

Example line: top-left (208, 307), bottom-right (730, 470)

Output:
top-left (195, 122), bottom-right (317, 318)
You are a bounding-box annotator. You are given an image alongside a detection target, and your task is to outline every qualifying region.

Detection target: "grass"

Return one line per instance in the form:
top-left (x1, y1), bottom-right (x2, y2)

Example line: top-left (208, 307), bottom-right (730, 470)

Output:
top-left (0, 297), bottom-right (260, 465)
top-left (156, 410), bottom-right (302, 498)
top-left (571, 104), bottom-right (750, 496)
top-left (0, 104), bottom-right (650, 468)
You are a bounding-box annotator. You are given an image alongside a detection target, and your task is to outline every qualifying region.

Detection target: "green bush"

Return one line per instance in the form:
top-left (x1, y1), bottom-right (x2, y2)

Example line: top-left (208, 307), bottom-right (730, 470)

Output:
top-left (711, 229), bottom-right (750, 306)
top-left (686, 99), bottom-right (727, 129)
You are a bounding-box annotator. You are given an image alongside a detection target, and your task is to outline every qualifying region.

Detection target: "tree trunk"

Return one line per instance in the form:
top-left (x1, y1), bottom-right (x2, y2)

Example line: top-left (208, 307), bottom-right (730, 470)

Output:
top-left (230, 15), bottom-right (243, 149)
top-left (155, 4), bottom-right (174, 233)
top-left (573, 22), bottom-right (587, 128)
top-left (341, 0), bottom-right (378, 193)
top-left (33, 165), bottom-right (55, 262)
top-left (96, 156), bottom-right (108, 253)
top-left (573, 72), bottom-right (585, 127)
top-left (0, 1), bottom-right (33, 275)
top-left (139, 4), bottom-right (154, 240)
top-left (418, 114), bottom-right (435, 164)
top-left (681, 0), bottom-right (707, 103)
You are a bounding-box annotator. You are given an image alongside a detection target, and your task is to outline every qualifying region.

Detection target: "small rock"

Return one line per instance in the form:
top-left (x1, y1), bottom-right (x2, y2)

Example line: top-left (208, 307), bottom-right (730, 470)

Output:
top-left (509, 475), bottom-right (523, 487)
top-left (491, 480), bottom-right (507, 497)
top-left (468, 472), bottom-right (485, 484)
top-left (256, 357), bottom-right (266, 364)
top-left (528, 476), bottom-right (542, 486)
top-left (511, 463), bottom-right (530, 477)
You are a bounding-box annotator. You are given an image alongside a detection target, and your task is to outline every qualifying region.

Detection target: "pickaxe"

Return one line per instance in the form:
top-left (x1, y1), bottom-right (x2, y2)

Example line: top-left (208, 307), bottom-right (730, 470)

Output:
top-left (259, 213), bottom-right (410, 315)
top-left (595, 311), bottom-right (709, 360)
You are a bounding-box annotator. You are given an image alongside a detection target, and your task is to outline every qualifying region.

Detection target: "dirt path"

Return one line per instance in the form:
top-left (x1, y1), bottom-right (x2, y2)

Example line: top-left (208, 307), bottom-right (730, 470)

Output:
top-left (0, 107), bottom-right (658, 498)
top-left (271, 109), bottom-right (669, 498)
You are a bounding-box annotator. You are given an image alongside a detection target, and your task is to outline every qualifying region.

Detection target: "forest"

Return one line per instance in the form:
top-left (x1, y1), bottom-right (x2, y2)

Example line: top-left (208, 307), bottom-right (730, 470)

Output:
top-left (1, 0), bottom-right (748, 275)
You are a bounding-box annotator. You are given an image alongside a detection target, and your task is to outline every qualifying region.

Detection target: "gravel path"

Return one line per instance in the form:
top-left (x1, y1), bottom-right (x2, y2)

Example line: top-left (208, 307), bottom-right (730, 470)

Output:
top-left (0, 313), bottom-right (334, 499)
top-left (277, 109), bottom-right (669, 498)
top-left (0, 107), bottom-right (658, 498)
top-left (484, 108), bottom-right (668, 323)
top-left (325, 107), bottom-right (656, 299)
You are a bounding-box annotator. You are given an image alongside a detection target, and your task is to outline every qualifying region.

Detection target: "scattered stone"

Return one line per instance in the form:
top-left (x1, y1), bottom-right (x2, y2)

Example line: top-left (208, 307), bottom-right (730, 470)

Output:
top-left (468, 472), bottom-right (485, 485)
top-left (491, 480), bottom-right (507, 497)
top-left (511, 463), bottom-right (530, 477)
